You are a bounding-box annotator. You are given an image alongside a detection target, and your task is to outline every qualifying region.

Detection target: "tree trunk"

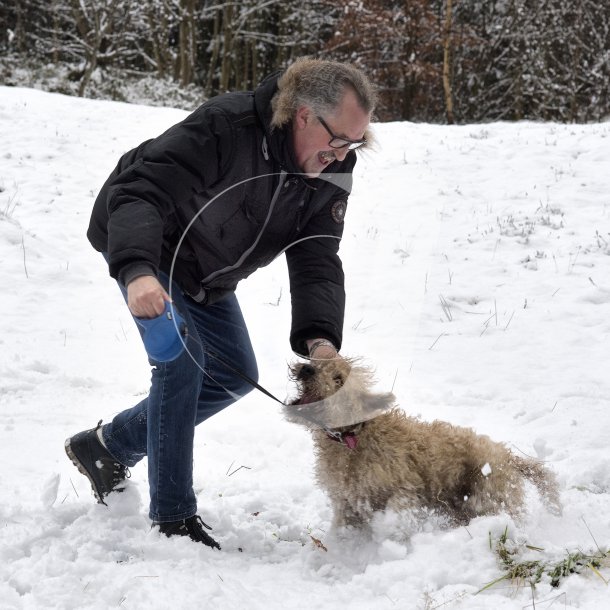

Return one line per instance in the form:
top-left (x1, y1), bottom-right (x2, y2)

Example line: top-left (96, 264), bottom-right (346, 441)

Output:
top-left (178, 0), bottom-right (197, 87)
top-left (220, 3), bottom-right (234, 92)
top-left (442, 0), bottom-right (455, 124)
top-left (204, 8), bottom-right (219, 95)
top-left (146, 2), bottom-right (167, 79)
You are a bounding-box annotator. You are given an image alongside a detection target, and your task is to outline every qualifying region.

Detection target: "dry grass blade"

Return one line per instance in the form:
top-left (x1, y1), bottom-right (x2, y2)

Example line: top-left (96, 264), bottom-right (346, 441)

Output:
top-left (310, 535), bottom-right (327, 552)
top-left (478, 529), bottom-right (609, 594)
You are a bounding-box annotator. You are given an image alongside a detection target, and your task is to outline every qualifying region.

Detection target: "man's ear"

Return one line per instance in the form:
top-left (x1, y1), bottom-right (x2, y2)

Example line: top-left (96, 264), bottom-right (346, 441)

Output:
top-left (294, 105), bottom-right (311, 130)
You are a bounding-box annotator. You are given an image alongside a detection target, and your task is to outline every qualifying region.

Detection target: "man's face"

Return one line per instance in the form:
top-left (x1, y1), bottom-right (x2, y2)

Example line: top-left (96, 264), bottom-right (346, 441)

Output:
top-left (292, 89), bottom-right (371, 178)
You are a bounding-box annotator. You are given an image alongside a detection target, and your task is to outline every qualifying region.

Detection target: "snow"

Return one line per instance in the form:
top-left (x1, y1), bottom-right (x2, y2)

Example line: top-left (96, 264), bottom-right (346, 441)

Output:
top-left (1, 85), bottom-right (609, 609)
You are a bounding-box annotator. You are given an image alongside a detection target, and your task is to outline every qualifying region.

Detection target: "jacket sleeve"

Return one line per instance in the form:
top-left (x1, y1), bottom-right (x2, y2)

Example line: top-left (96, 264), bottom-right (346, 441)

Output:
top-left (105, 105), bottom-right (234, 285)
top-left (286, 190), bottom-right (350, 356)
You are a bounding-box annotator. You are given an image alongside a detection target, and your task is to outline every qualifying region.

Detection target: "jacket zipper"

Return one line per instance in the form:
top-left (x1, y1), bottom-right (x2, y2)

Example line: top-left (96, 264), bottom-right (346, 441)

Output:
top-left (199, 169), bottom-right (288, 285)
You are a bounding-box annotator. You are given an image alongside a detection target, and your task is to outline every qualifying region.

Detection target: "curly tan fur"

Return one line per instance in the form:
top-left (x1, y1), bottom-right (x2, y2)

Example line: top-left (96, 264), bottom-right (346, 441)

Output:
top-left (286, 358), bottom-right (561, 529)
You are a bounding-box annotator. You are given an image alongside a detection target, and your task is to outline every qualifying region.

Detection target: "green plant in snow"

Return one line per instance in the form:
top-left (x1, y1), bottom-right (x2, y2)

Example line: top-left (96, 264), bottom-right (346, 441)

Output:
top-left (478, 526), bottom-right (608, 593)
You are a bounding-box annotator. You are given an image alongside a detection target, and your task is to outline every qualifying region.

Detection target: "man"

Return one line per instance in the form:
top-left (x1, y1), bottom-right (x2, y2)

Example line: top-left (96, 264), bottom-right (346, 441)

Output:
top-left (65, 58), bottom-right (377, 549)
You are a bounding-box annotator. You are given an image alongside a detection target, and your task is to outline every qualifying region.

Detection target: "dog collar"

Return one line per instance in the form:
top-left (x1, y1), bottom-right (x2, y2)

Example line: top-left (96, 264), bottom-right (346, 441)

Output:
top-left (326, 423), bottom-right (364, 449)
top-left (327, 431), bottom-right (358, 449)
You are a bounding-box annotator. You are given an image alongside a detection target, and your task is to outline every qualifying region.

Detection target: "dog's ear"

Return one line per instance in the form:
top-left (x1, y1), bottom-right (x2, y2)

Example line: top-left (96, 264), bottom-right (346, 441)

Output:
top-left (363, 391), bottom-right (395, 417)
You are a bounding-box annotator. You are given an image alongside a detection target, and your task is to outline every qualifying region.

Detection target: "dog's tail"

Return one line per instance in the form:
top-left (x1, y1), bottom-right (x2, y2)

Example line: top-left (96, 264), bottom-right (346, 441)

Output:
top-left (512, 455), bottom-right (562, 516)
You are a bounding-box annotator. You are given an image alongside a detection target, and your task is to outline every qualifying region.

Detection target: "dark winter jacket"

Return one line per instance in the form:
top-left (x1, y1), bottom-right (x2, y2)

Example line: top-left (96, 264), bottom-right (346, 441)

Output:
top-left (87, 72), bottom-right (357, 354)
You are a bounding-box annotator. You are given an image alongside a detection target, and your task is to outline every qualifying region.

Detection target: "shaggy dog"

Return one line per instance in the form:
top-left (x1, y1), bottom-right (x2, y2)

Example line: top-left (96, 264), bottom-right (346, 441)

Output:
top-left (285, 357), bottom-right (561, 529)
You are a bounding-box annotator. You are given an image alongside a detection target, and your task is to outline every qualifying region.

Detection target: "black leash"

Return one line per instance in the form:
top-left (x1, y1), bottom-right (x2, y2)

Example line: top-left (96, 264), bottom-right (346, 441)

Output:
top-left (205, 348), bottom-right (287, 406)
top-left (205, 348), bottom-right (347, 443)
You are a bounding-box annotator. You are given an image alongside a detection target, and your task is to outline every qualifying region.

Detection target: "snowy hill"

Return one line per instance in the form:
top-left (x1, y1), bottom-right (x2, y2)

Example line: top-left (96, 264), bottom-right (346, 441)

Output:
top-left (1, 86), bottom-right (609, 609)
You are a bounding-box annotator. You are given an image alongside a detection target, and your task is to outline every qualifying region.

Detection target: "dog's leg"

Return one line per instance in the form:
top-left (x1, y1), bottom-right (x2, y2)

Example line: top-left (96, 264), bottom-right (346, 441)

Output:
top-left (331, 497), bottom-right (370, 529)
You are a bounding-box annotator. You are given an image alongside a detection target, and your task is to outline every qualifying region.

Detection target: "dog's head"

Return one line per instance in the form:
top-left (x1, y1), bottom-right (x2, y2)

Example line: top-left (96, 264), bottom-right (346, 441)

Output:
top-left (285, 357), bottom-right (395, 429)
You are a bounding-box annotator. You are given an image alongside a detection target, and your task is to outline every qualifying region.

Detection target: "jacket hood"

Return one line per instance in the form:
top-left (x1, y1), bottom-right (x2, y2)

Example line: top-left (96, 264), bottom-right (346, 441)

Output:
top-left (254, 70), bottom-right (281, 132)
top-left (253, 72), bottom-right (290, 169)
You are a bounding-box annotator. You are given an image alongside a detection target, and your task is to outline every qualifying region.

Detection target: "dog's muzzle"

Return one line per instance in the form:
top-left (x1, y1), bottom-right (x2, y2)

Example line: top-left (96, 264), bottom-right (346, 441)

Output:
top-left (295, 364), bottom-right (316, 380)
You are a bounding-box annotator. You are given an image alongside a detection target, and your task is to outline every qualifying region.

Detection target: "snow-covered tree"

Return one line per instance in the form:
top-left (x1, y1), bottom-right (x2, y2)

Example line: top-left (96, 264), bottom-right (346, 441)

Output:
top-left (452, 0), bottom-right (610, 122)
top-left (2, 0), bottom-right (608, 121)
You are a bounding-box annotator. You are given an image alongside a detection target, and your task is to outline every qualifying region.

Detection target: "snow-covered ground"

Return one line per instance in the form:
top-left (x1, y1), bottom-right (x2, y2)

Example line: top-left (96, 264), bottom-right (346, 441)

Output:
top-left (1, 86), bottom-right (609, 609)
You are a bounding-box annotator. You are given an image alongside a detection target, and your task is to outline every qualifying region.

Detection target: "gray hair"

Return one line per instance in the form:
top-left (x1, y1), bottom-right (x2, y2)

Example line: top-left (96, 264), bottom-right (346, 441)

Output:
top-left (271, 58), bottom-right (377, 129)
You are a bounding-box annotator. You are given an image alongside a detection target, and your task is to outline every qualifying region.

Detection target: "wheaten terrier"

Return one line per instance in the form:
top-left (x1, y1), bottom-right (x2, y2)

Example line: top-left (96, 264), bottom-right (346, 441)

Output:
top-left (285, 357), bottom-right (561, 529)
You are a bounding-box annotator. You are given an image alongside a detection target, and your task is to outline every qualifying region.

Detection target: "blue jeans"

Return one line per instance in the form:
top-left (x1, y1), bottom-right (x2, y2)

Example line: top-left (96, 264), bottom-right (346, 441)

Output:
top-left (101, 267), bottom-right (257, 522)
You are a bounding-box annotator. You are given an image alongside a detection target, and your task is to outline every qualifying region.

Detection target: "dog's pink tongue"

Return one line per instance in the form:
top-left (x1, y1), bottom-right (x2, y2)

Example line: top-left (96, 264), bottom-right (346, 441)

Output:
top-left (295, 394), bottom-right (316, 405)
top-left (344, 434), bottom-right (358, 450)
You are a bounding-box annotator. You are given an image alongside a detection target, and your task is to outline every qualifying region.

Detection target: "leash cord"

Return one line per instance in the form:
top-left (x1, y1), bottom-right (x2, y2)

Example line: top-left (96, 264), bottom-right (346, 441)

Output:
top-left (205, 348), bottom-right (287, 406)
top-left (205, 348), bottom-right (346, 442)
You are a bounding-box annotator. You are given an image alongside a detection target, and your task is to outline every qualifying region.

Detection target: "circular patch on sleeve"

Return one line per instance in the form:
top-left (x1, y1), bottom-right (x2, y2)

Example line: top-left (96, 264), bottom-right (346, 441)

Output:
top-left (330, 199), bottom-right (347, 224)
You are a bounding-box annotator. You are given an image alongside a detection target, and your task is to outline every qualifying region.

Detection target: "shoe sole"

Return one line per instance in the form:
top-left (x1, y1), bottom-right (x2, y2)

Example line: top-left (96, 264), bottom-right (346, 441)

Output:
top-left (64, 438), bottom-right (107, 505)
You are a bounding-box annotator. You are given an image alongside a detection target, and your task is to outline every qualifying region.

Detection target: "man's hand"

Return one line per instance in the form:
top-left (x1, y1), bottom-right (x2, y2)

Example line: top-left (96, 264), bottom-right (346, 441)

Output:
top-left (311, 344), bottom-right (338, 360)
top-left (306, 338), bottom-right (339, 360)
top-left (127, 275), bottom-right (170, 318)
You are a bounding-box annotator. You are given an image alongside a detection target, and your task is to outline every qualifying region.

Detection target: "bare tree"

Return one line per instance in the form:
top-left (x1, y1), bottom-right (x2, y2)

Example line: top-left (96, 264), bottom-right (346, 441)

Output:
top-left (452, 0), bottom-right (610, 122)
top-left (70, 0), bottom-right (134, 96)
top-left (2, 0), bottom-right (608, 121)
top-left (321, 0), bottom-right (445, 122)
top-left (442, 0), bottom-right (455, 124)
top-left (199, 0), bottom-right (334, 96)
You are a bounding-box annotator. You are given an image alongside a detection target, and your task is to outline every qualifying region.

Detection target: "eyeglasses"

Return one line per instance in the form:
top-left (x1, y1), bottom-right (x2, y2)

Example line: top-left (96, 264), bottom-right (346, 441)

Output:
top-left (316, 116), bottom-right (367, 150)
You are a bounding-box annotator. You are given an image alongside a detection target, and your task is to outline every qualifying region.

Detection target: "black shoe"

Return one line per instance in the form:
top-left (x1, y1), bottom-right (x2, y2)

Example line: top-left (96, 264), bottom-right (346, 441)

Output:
top-left (65, 420), bottom-right (129, 504)
top-left (156, 515), bottom-right (221, 550)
